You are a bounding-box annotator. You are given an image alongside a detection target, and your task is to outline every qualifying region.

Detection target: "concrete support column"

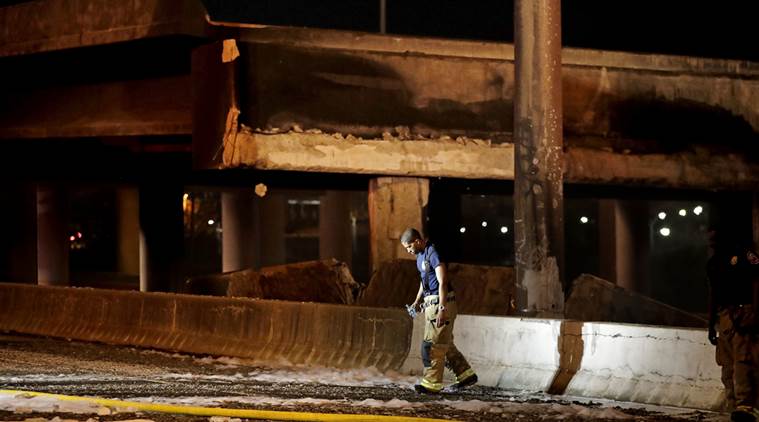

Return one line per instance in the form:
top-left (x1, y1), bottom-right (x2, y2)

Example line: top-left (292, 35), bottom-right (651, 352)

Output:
top-left (598, 200), bottom-right (616, 285)
top-left (598, 200), bottom-right (635, 291)
top-left (319, 191), bottom-right (352, 265)
top-left (615, 203), bottom-right (638, 293)
top-left (513, 0), bottom-right (564, 316)
top-left (116, 187), bottom-right (139, 276)
top-left (0, 183), bottom-right (37, 283)
top-left (37, 185), bottom-right (69, 286)
top-left (139, 183), bottom-right (184, 292)
top-left (221, 189), bottom-right (256, 272)
top-left (368, 177), bottom-right (429, 273)
top-left (258, 192), bottom-right (286, 267)
top-left (598, 200), bottom-right (650, 295)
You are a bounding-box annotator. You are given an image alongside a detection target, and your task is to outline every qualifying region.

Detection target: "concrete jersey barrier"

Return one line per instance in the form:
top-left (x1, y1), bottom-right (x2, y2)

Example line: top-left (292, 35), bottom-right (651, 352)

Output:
top-left (402, 315), bottom-right (724, 411)
top-left (0, 283), bottom-right (411, 372)
top-left (0, 283), bottom-right (726, 410)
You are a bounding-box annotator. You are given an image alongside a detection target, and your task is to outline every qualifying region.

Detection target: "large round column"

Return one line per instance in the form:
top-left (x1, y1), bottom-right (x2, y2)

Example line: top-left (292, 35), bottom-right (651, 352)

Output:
top-left (221, 189), bottom-right (256, 272)
top-left (598, 200), bottom-right (650, 295)
top-left (0, 183), bottom-right (37, 283)
top-left (139, 183), bottom-right (184, 292)
top-left (258, 192), bottom-right (286, 267)
top-left (319, 190), bottom-right (352, 265)
top-left (37, 184), bottom-right (69, 286)
top-left (116, 187), bottom-right (140, 278)
top-left (513, 0), bottom-right (565, 316)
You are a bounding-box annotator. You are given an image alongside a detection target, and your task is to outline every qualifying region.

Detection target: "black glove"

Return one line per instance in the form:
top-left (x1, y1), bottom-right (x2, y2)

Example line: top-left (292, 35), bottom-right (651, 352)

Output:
top-left (708, 327), bottom-right (718, 346)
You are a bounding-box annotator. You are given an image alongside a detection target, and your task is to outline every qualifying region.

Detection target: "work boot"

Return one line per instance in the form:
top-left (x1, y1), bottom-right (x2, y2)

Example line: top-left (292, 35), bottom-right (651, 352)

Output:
top-left (446, 374), bottom-right (478, 392)
top-left (414, 384), bottom-right (439, 394)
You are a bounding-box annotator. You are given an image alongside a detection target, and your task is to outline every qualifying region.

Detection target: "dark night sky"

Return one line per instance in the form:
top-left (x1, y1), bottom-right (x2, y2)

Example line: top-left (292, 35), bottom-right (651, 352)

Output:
top-left (201, 0), bottom-right (759, 62)
top-left (0, 0), bottom-right (754, 61)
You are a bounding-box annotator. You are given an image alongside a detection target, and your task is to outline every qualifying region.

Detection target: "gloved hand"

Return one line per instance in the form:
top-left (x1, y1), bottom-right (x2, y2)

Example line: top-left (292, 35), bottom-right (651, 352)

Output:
top-left (405, 304), bottom-right (418, 318)
top-left (708, 327), bottom-right (718, 346)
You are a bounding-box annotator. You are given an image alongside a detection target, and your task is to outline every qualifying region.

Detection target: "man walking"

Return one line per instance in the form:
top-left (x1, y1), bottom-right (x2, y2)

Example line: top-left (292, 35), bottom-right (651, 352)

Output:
top-left (401, 227), bottom-right (477, 393)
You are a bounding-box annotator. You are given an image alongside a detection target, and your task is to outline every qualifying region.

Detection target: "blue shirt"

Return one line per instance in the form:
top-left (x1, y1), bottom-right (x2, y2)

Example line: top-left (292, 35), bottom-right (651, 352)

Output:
top-left (417, 243), bottom-right (443, 296)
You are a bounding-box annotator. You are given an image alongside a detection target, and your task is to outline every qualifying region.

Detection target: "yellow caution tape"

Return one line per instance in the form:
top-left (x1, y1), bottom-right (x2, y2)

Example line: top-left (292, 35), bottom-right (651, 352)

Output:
top-left (0, 389), bottom-right (458, 422)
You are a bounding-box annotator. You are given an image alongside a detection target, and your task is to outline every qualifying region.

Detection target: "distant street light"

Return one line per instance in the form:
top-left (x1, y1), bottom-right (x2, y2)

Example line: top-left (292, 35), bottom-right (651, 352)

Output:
top-left (693, 205), bottom-right (703, 215)
top-left (678, 209), bottom-right (687, 216)
top-left (658, 212), bottom-right (666, 220)
top-left (500, 226), bottom-right (508, 234)
top-left (659, 227), bottom-right (671, 237)
top-left (459, 227), bottom-right (466, 233)
top-left (580, 216), bottom-right (589, 224)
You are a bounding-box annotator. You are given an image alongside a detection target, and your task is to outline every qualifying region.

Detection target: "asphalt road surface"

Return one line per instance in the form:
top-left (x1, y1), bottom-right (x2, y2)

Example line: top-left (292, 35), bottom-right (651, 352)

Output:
top-left (0, 334), bottom-right (723, 421)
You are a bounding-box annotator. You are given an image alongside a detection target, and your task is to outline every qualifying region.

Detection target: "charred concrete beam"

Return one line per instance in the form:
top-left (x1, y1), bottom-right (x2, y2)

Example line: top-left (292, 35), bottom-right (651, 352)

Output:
top-left (0, 0), bottom-right (207, 57)
top-left (206, 24), bottom-right (759, 138)
top-left (217, 129), bottom-right (759, 190)
top-left (565, 146), bottom-right (759, 191)
top-left (189, 32), bottom-right (759, 189)
top-left (0, 76), bottom-right (192, 139)
top-left (224, 129), bottom-right (515, 180)
top-left (217, 23), bottom-right (759, 77)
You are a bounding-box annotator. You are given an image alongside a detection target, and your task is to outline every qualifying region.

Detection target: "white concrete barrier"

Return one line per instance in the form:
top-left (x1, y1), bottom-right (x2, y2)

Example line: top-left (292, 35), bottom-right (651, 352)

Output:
top-left (401, 314), bottom-right (724, 410)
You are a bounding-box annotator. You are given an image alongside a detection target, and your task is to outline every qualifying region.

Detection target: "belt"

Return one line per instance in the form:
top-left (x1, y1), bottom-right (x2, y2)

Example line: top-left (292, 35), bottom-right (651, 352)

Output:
top-left (423, 292), bottom-right (455, 306)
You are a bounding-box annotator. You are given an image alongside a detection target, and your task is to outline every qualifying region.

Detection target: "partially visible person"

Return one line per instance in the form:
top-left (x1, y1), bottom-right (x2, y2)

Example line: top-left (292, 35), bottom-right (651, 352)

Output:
top-left (401, 227), bottom-right (477, 394)
top-left (707, 225), bottom-right (759, 422)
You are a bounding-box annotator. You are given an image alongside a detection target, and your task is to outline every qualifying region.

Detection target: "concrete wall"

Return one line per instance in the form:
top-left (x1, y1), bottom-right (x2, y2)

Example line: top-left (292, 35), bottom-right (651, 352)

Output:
top-left (0, 283), bottom-right (411, 372)
top-left (185, 259), bottom-right (360, 305)
top-left (565, 274), bottom-right (707, 328)
top-left (359, 259), bottom-right (515, 316)
top-left (402, 315), bottom-right (723, 410)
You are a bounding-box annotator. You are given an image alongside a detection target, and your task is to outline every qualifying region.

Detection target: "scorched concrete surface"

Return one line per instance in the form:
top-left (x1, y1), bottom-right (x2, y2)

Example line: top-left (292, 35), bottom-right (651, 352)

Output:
top-left (0, 334), bottom-right (725, 421)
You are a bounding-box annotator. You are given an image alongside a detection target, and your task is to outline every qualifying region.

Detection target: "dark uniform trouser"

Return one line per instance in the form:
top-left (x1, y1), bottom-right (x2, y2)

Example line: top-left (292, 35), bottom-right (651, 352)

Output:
top-left (420, 295), bottom-right (475, 392)
top-left (717, 308), bottom-right (759, 415)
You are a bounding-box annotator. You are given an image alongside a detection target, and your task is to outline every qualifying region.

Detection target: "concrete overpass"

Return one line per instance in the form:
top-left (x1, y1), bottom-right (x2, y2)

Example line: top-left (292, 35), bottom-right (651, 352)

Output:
top-left (1, 0), bottom-right (757, 291)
